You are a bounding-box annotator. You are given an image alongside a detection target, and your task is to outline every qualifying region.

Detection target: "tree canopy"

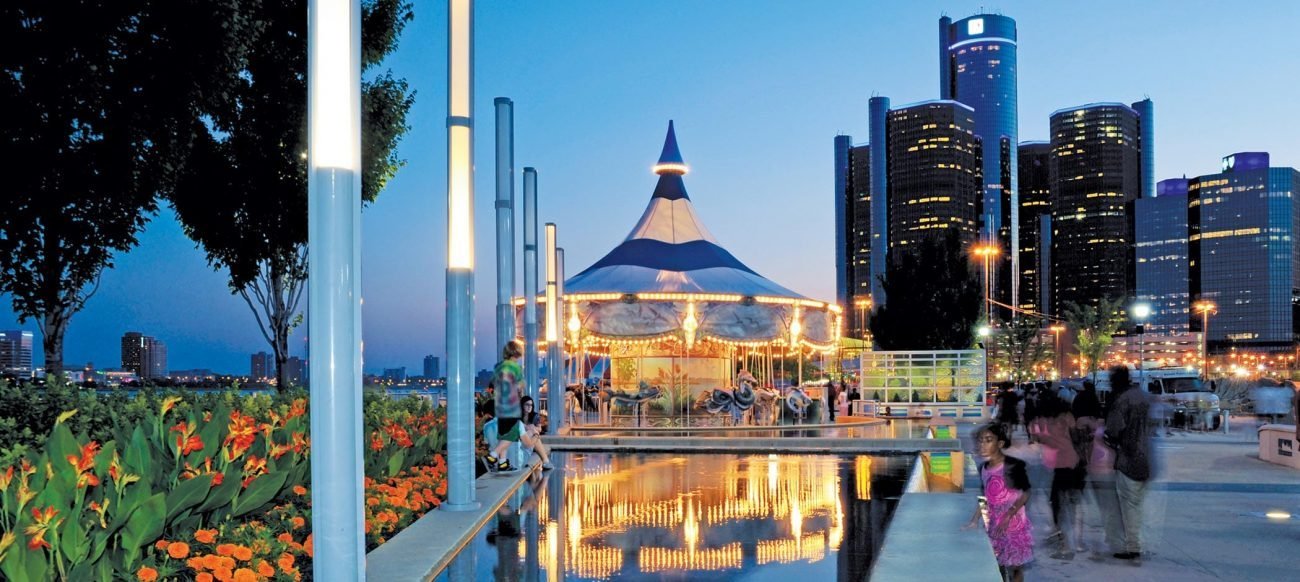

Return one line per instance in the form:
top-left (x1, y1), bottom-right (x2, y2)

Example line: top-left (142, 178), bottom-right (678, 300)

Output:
top-left (1062, 296), bottom-right (1127, 380)
top-left (169, 0), bottom-right (415, 389)
top-left (0, 0), bottom-right (255, 375)
top-left (869, 232), bottom-right (982, 350)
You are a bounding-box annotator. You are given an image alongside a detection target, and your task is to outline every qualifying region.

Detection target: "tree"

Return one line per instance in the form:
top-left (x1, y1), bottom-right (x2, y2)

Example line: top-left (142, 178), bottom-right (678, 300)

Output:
top-left (869, 232), bottom-right (982, 350)
top-left (995, 315), bottom-right (1050, 382)
top-left (0, 1), bottom-right (254, 376)
top-left (1062, 297), bottom-right (1127, 381)
top-left (169, 0), bottom-right (415, 390)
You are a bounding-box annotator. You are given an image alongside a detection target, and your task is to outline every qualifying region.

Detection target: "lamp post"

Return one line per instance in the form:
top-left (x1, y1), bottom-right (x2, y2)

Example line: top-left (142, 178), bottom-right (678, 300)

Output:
top-left (1049, 324), bottom-right (1065, 378)
top-left (1194, 300), bottom-right (1217, 380)
top-left (854, 296), bottom-right (873, 340)
top-left (1132, 302), bottom-right (1151, 389)
top-left (307, 0), bottom-right (365, 573)
top-left (972, 244), bottom-right (1001, 324)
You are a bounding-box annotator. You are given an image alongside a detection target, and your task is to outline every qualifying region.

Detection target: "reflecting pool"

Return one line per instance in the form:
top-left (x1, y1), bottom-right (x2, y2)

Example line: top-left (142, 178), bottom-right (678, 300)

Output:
top-left (437, 452), bottom-right (913, 581)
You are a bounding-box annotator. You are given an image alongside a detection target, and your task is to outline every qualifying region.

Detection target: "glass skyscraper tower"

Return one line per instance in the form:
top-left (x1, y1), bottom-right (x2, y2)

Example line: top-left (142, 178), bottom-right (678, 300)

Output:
top-left (941, 14), bottom-right (1019, 307)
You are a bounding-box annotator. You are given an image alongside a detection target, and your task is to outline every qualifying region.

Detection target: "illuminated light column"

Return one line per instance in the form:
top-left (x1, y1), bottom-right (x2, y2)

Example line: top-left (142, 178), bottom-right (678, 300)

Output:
top-left (495, 98), bottom-right (516, 354)
top-left (443, 0), bottom-right (478, 512)
top-left (545, 224), bottom-right (565, 430)
top-left (552, 245), bottom-right (568, 431)
top-left (523, 169), bottom-right (540, 402)
top-left (307, 0), bottom-right (363, 576)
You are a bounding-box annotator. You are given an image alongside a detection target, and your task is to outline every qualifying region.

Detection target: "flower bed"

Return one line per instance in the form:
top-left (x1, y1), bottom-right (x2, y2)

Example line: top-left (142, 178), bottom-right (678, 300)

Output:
top-left (0, 386), bottom-right (448, 581)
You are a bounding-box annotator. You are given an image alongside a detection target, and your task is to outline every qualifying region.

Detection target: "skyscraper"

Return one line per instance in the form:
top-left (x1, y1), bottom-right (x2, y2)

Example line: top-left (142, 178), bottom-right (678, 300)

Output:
top-left (423, 354), bottom-right (441, 379)
top-left (1017, 142), bottom-right (1051, 315)
top-left (1049, 101), bottom-right (1152, 313)
top-left (834, 136), bottom-right (874, 338)
top-left (0, 330), bottom-right (34, 376)
top-left (941, 13), bottom-right (1019, 306)
top-left (1136, 179), bottom-right (1191, 334)
top-left (251, 351), bottom-right (274, 379)
top-left (885, 101), bottom-right (983, 252)
top-left (121, 332), bottom-right (168, 379)
top-left (1189, 152), bottom-right (1300, 351)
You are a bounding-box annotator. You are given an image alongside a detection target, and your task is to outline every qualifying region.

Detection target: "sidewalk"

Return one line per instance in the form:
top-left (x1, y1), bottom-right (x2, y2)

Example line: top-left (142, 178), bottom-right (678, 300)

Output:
top-left (957, 418), bottom-right (1300, 581)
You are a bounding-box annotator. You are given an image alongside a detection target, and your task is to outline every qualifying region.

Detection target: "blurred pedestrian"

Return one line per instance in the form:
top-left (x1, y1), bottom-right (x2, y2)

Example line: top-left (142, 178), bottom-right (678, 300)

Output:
top-left (1074, 384), bottom-right (1122, 556)
top-left (1104, 365), bottom-right (1153, 561)
top-left (1031, 391), bottom-right (1084, 560)
top-left (966, 423), bottom-right (1033, 581)
top-left (997, 386), bottom-right (1021, 435)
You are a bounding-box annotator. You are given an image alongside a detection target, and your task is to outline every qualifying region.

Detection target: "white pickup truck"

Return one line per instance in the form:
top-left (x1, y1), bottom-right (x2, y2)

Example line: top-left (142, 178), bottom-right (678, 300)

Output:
top-left (1088, 368), bottom-right (1221, 429)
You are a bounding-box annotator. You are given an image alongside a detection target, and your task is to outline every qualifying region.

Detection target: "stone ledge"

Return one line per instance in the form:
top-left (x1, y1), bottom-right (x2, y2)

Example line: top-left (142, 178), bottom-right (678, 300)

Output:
top-left (365, 464), bottom-right (540, 581)
top-left (542, 435), bottom-right (960, 453)
top-left (871, 492), bottom-right (1002, 581)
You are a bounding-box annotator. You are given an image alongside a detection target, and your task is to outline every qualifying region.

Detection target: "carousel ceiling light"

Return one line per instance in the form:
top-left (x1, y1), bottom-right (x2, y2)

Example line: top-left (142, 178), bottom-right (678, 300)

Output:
top-left (682, 302), bottom-right (699, 350)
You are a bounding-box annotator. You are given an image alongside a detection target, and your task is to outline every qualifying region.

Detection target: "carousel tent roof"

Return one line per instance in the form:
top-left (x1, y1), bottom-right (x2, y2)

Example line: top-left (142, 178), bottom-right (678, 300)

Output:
top-left (566, 121), bottom-right (806, 298)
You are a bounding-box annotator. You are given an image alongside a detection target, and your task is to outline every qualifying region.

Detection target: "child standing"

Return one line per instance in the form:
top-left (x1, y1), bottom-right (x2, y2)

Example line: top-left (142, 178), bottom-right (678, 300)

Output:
top-left (967, 423), bottom-right (1033, 581)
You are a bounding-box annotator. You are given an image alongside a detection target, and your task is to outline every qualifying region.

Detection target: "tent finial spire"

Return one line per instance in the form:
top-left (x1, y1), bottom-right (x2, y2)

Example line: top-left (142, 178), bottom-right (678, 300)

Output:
top-left (653, 120), bottom-right (688, 175)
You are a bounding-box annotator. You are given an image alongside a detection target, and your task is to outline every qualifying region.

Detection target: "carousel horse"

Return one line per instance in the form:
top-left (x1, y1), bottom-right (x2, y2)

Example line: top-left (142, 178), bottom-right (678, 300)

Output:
top-left (702, 381), bottom-right (758, 418)
top-left (784, 387), bottom-right (814, 421)
top-left (599, 381), bottom-right (663, 405)
top-left (753, 386), bottom-right (780, 425)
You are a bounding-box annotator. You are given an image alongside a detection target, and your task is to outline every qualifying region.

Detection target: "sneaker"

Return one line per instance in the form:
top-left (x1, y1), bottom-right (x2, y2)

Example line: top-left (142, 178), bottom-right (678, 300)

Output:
top-left (541, 461), bottom-right (555, 471)
top-left (1113, 552), bottom-right (1141, 560)
top-left (497, 459), bottom-right (518, 472)
top-left (486, 454), bottom-right (499, 466)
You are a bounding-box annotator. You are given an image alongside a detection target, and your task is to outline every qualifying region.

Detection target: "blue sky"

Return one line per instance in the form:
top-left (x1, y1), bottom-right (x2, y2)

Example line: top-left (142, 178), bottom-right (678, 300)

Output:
top-left (5, 0), bottom-right (1298, 374)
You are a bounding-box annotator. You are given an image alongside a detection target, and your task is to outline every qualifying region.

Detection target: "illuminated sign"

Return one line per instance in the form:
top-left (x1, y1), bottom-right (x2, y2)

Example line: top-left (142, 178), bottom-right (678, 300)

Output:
top-left (1222, 155), bottom-right (1235, 172)
top-left (968, 18), bottom-right (984, 35)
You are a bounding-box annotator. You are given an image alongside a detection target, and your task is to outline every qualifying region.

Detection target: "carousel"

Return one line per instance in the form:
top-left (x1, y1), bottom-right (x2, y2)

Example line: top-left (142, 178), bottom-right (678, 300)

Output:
top-left (518, 122), bottom-right (842, 427)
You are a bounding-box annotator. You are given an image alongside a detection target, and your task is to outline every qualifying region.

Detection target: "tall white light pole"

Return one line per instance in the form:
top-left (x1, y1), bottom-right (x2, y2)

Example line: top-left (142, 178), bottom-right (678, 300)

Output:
top-left (443, 0), bottom-right (478, 511)
top-left (307, 0), bottom-right (363, 577)
top-left (523, 169), bottom-right (539, 402)
top-left (495, 98), bottom-right (516, 354)
top-left (545, 224), bottom-right (564, 429)
top-left (1132, 302), bottom-right (1151, 389)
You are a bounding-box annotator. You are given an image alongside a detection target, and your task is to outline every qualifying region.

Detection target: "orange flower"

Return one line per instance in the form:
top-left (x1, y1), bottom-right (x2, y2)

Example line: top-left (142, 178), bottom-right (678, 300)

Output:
top-left (276, 532), bottom-right (294, 544)
top-left (196, 574), bottom-right (214, 582)
top-left (187, 556), bottom-right (205, 570)
top-left (202, 553), bottom-right (225, 569)
top-left (195, 528), bottom-right (218, 544)
top-left (304, 534), bottom-right (313, 558)
top-left (137, 566), bottom-right (158, 582)
top-left (291, 516), bottom-right (305, 529)
top-left (366, 496), bottom-right (379, 507)
top-left (155, 540), bottom-right (169, 550)
top-left (256, 560), bottom-right (276, 577)
top-left (25, 506), bottom-right (60, 550)
top-left (233, 568), bottom-right (258, 582)
top-left (232, 544), bottom-right (253, 562)
top-left (0, 465), bottom-right (14, 492)
top-left (277, 552), bottom-right (296, 573)
top-left (240, 456), bottom-right (268, 489)
top-left (212, 568), bottom-right (233, 582)
top-left (167, 541), bottom-right (190, 559)
top-left (223, 411), bottom-right (259, 461)
top-left (67, 441), bottom-right (101, 488)
top-left (216, 543), bottom-right (236, 556)
top-left (292, 485), bottom-right (307, 496)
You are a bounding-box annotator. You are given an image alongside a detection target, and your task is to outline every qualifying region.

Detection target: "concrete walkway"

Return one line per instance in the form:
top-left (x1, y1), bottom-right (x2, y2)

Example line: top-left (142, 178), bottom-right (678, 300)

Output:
top-left (956, 418), bottom-right (1300, 581)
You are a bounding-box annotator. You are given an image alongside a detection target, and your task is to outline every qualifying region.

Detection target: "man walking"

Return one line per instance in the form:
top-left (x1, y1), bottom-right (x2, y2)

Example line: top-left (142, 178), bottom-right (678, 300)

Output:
top-left (1103, 366), bottom-right (1152, 562)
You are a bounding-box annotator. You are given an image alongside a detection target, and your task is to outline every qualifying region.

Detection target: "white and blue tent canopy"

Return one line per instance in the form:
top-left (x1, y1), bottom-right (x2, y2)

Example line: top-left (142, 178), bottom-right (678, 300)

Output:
top-left (525, 122), bottom-right (840, 349)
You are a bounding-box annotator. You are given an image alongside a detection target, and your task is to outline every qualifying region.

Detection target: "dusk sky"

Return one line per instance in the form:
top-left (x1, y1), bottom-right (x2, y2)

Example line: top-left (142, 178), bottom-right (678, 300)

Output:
top-left (6, 0), bottom-right (1299, 374)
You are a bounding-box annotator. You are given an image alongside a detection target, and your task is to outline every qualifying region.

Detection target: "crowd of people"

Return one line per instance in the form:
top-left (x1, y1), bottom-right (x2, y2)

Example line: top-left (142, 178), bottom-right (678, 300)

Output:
top-left (971, 366), bottom-right (1154, 581)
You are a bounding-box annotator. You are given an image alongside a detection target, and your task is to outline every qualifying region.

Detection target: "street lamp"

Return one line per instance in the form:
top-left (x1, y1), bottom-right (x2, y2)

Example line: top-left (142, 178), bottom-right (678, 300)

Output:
top-left (854, 296), bottom-right (872, 340)
top-left (1049, 324), bottom-right (1065, 378)
top-left (1132, 302), bottom-right (1151, 388)
top-left (1194, 300), bottom-right (1217, 379)
top-left (971, 244), bottom-right (1001, 324)
top-left (977, 325), bottom-right (991, 386)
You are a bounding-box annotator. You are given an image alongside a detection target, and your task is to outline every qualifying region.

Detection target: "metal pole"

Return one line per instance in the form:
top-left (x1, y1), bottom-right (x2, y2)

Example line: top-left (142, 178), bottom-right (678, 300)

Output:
top-left (495, 98), bottom-right (516, 354)
top-left (307, 0), bottom-right (364, 576)
top-left (554, 247), bottom-right (567, 431)
top-left (545, 225), bottom-right (564, 431)
top-left (1202, 310), bottom-right (1210, 379)
top-left (443, 0), bottom-right (478, 512)
top-left (523, 169), bottom-right (540, 402)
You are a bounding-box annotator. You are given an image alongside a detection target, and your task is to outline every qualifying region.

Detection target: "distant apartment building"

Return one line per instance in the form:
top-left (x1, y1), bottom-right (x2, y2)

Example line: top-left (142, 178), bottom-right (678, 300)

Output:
top-left (423, 355), bottom-right (441, 379)
top-left (1135, 179), bottom-right (1191, 334)
top-left (121, 331), bottom-right (168, 379)
top-left (1189, 152), bottom-right (1300, 352)
top-left (1049, 100), bottom-right (1153, 314)
top-left (0, 330), bottom-right (34, 376)
top-left (382, 367), bottom-right (407, 383)
top-left (284, 356), bottom-right (308, 387)
top-left (885, 100), bottom-right (984, 253)
top-left (251, 351), bottom-right (274, 380)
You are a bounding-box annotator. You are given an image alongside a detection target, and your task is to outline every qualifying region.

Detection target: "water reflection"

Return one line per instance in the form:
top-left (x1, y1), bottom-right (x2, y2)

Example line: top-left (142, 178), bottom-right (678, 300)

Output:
top-left (443, 453), bottom-right (911, 581)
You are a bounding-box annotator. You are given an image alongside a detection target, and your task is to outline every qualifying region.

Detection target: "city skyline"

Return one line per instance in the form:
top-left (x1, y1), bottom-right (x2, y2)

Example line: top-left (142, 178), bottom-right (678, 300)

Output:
top-left (3, 1), bottom-right (1299, 373)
